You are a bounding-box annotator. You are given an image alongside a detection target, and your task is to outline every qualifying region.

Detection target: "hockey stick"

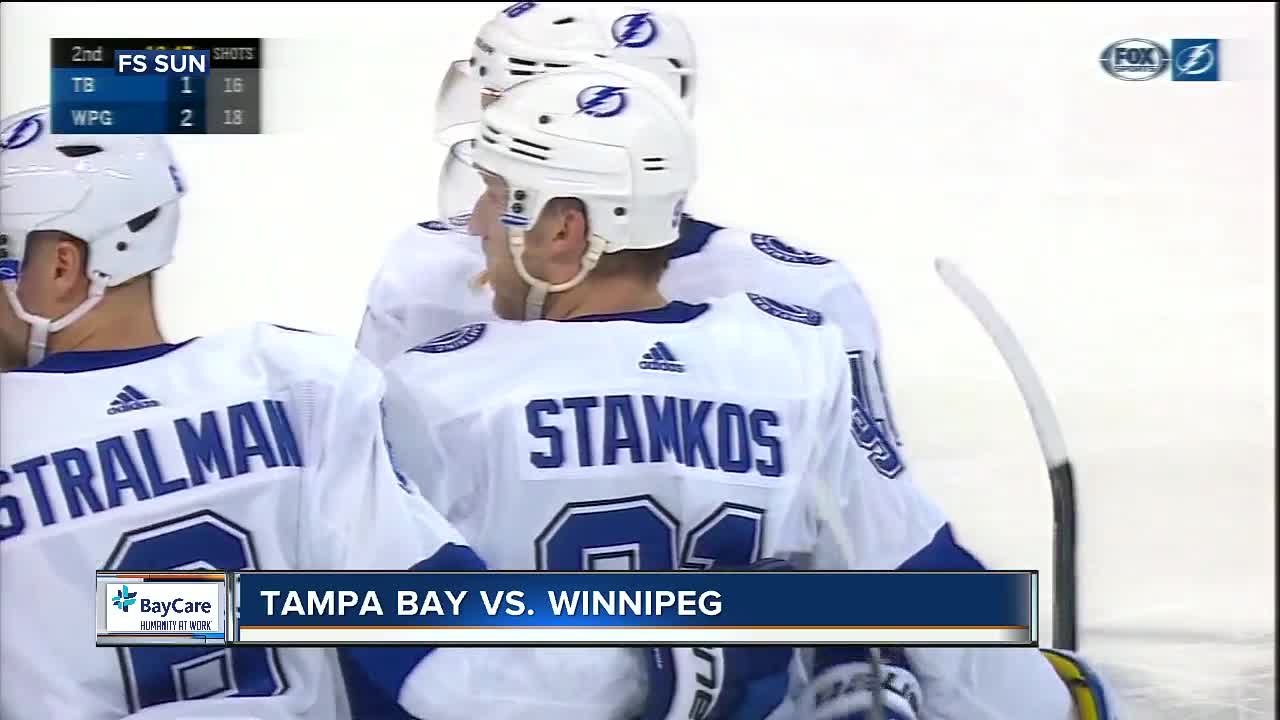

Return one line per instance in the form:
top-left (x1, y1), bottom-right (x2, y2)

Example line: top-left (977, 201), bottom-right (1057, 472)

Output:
top-left (933, 258), bottom-right (1078, 651)
top-left (809, 471), bottom-right (888, 720)
top-left (810, 399), bottom-right (1009, 718)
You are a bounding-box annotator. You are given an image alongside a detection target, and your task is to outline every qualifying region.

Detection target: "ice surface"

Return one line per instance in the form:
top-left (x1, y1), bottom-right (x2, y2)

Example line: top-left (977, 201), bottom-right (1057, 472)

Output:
top-left (1, 2), bottom-right (1273, 716)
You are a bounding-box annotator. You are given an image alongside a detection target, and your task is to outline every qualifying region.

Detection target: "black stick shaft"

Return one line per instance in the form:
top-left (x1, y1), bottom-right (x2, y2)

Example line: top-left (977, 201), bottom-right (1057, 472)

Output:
top-left (1050, 460), bottom-right (1078, 651)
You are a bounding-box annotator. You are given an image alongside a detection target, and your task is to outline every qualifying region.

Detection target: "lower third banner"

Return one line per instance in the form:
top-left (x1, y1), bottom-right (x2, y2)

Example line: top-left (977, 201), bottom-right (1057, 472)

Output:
top-left (232, 571), bottom-right (1036, 646)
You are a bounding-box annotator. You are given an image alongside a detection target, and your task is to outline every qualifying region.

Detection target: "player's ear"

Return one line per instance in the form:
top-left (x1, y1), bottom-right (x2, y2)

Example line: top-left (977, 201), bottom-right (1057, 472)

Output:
top-left (553, 199), bottom-right (589, 252)
top-left (49, 232), bottom-right (90, 297)
top-left (538, 198), bottom-right (586, 264)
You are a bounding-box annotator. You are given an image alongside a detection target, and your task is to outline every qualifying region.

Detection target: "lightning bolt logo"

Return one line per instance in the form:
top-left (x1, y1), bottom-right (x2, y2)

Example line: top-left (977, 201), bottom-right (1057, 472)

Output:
top-left (168, 164), bottom-right (185, 194)
top-left (502, 2), bottom-right (536, 19)
top-left (575, 85), bottom-right (628, 118)
top-left (1186, 44), bottom-right (1209, 68)
top-left (1176, 42), bottom-right (1215, 75)
top-left (0, 113), bottom-right (43, 151)
top-left (1171, 38), bottom-right (1221, 81)
top-left (612, 12), bottom-right (659, 48)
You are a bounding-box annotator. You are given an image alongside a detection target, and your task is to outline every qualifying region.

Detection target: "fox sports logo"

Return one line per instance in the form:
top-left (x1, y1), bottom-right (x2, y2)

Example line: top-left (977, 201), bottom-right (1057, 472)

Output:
top-left (0, 112), bottom-right (43, 150)
top-left (1100, 39), bottom-right (1170, 81)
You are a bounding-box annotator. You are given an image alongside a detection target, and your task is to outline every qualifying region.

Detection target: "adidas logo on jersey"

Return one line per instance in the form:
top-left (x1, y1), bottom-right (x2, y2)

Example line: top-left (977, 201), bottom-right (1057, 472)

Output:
top-left (107, 385), bottom-right (159, 415)
top-left (639, 342), bottom-right (684, 373)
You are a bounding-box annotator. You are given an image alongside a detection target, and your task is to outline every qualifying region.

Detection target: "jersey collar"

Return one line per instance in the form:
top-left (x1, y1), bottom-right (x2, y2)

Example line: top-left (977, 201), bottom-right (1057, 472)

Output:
top-left (670, 214), bottom-right (723, 259)
top-left (14, 340), bottom-right (194, 374)
top-left (566, 301), bottom-right (709, 324)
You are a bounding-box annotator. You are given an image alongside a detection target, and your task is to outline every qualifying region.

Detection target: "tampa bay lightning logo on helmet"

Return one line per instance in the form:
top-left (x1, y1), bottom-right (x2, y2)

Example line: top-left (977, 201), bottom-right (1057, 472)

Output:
top-left (0, 258), bottom-right (20, 281)
top-left (576, 85), bottom-right (628, 118)
top-left (503, 1), bottom-right (537, 18)
top-left (748, 293), bottom-right (823, 326)
top-left (751, 234), bottom-right (832, 266)
top-left (612, 12), bottom-right (659, 48)
top-left (411, 323), bottom-right (487, 354)
top-left (0, 112), bottom-right (43, 151)
top-left (168, 164), bottom-right (184, 193)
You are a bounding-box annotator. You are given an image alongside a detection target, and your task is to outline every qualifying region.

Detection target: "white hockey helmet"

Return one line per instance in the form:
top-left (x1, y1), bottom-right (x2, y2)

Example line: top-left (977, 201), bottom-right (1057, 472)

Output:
top-left (466, 62), bottom-right (696, 319)
top-left (0, 105), bottom-right (185, 364)
top-left (434, 2), bottom-right (696, 144)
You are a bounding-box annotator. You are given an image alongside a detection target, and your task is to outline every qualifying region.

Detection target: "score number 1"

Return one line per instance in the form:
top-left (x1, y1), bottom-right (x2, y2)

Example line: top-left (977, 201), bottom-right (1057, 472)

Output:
top-left (178, 76), bottom-right (195, 128)
top-left (146, 44), bottom-right (199, 128)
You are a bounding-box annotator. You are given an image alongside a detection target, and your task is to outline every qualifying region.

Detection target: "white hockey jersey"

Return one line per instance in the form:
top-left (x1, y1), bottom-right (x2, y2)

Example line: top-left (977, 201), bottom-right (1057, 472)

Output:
top-left (358, 216), bottom-right (902, 452)
top-left (0, 324), bottom-right (477, 719)
top-left (357, 221), bottom-right (494, 371)
top-left (381, 296), bottom-right (1075, 719)
top-left (382, 294), bottom-right (942, 576)
top-left (0, 325), bottom-right (655, 720)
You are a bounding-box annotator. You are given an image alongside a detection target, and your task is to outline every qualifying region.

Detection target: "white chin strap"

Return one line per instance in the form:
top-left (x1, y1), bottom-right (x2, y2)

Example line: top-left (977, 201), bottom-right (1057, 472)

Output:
top-left (509, 230), bottom-right (606, 320)
top-left (3, 275), bottom-right (108, 366)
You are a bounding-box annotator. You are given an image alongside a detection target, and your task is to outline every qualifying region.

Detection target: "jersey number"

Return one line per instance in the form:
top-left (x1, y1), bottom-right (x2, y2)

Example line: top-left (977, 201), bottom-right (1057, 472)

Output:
top-left (847, 350), bottom-right (905, 478)
top-left (104, 511), bottom-right (287, 712)
top-left (847, 350), bottom-right (902, 446)
top-left (535, 496), bottom-right (765, 570)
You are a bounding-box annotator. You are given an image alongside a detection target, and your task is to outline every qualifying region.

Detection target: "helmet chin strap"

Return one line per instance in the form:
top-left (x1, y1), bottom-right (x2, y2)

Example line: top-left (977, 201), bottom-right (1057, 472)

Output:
top-left (3, 275), bottom-right (108, 366)
top-left (508, 230), bottom-right (606, 320)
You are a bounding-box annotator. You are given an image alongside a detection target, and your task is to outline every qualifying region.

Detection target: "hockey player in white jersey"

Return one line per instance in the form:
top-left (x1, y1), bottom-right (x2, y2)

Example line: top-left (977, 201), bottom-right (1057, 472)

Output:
top-left (360, 0), bottom-right (903, 493)
top-left (378, 64), bottom-right (1092, 719)
top-left (0, 107), bottom-right (787, 720)
top-left (362, 6), bottom-right (1123, 717)
top-left (0, 106), bottom-right (460, 718)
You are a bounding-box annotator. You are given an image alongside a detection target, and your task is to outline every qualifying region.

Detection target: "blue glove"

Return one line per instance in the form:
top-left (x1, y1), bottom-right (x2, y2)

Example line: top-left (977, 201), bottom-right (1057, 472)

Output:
top-left (639, 558), bottom-right (797, 720)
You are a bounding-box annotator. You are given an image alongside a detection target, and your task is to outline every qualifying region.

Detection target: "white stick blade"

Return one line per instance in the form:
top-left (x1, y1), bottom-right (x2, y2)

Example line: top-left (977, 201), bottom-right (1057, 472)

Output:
top-left (934, 258), bottom-right (1069, 466)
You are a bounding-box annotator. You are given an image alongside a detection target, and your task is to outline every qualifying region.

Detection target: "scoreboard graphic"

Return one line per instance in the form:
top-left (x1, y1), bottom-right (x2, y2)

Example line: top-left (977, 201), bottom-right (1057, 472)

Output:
top-left (51, 38), bottom-right (262, 134)
top-left (94, 570), bottom-right (1037, 648)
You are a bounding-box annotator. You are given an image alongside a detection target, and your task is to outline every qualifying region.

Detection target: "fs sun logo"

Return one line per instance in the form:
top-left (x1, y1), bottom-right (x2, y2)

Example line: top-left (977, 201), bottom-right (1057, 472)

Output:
top-left (112, 585), bottom-right (138, 612)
